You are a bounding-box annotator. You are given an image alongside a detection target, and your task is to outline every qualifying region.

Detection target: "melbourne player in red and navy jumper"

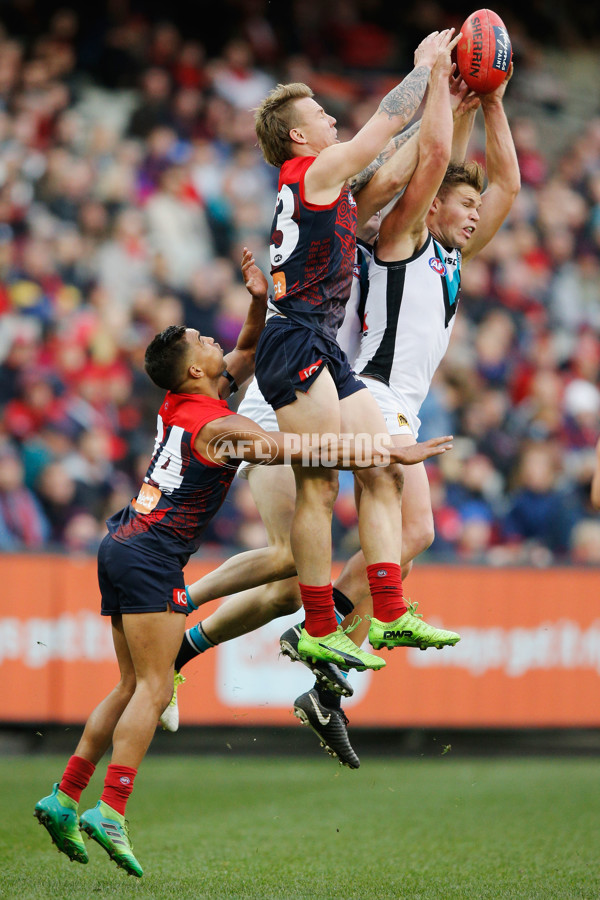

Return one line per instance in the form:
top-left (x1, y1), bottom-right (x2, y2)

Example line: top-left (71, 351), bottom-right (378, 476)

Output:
top-left (255, 156), bottom-right (366, 410)
top-left (98, 393), bottom-right (238, 616)
top-left (33, 257), bottom-right (271, 873)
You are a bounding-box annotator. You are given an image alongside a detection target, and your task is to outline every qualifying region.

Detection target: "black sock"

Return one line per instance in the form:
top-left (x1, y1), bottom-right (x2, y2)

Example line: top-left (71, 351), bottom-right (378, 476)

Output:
top-left (174, 626), bottom-right (214, 671)
top-left (332, 586), bottom-right (354, 620)
top-left (315, 682), bottom-right (342, 710)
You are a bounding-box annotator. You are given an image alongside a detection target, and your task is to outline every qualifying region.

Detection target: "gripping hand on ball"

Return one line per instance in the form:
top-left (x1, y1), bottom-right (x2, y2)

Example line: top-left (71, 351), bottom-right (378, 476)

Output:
top-left (431, 28), bottom-right (463, 80)
top-left (481, 62), bottom-right (514, 105)
top-left (450, 69), bottom-right (481, 119)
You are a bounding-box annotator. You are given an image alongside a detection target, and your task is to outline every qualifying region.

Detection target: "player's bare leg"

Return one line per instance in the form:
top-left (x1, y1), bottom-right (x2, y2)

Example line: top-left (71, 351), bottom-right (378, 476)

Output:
top-left (180, 465), bottom-right (301, 664)
top-left (79, 610), bottom-right (186, 877)
top-left (182, 429), bottom-right (446, 669)
top-left (395, 448), bottom-right (435, 563)
top-left (68, 617), bottom-right (134, 763)
top-left (274, 369), bottom-right (340, 584)
top-left (186, 465), bottom-right (298, 608)
top-left (109, 611), bottom-right (187, 766)
top-left (34, 615), bottom-right (136, 865)
top-left (340, 389), bottom-right (460, 651)
top-left (165, 461), bottom-right (349, 729)
top-left (334, 452), bottom-right (437, 647)
top-left (275, 368), bottom-right (385, 673)
top-left (199, 577), bottom-right (301, 643)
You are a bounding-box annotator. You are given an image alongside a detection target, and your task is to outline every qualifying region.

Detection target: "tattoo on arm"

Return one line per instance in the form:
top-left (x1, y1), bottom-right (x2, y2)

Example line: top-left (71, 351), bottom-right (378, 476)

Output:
top-left (349, 121), bottom-right (421, 194)
top-left (379, 66), bottom-right (429, 121)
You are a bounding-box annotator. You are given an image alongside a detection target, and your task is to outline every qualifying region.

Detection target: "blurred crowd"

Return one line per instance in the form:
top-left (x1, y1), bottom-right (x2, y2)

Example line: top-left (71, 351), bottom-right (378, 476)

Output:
top-left (0, 0), bottom-right (600, 566)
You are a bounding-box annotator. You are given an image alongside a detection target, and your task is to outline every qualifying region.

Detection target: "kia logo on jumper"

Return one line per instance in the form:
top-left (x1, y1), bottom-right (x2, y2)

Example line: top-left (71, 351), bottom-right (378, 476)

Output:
top-left (429, 258), bottom-right (447, 276)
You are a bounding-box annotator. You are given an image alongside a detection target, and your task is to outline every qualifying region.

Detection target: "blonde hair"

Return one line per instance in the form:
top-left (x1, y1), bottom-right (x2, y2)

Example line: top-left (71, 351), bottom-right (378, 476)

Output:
top-left (438, 162), bottom-right (485, 199)
top-left (254, 82), bottom-right (314, 168)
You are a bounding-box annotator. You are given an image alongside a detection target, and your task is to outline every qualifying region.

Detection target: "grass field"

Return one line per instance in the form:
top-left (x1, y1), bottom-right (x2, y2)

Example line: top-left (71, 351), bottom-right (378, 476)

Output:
top-left (3, 752), bottom-right (600, 899)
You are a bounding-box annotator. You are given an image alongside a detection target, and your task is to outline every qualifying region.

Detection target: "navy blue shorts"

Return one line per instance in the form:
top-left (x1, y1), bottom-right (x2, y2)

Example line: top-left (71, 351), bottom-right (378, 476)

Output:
top-left (255, 317), bottom-right (366, 410)
top-left (98, 534), bottom-right (189, 616)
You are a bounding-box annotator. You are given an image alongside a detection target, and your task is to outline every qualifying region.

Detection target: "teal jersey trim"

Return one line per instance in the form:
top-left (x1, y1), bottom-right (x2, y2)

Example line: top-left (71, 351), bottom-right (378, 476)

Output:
top-left (432, 239), bottom-right (461, 326)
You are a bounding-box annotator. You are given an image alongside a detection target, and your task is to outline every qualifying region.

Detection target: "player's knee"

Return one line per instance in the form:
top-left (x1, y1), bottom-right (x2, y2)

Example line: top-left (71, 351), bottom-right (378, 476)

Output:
top-left (356, 462), bottom-right (404, 496)
top-left (270, 591), bottom-right (302, 617)
top-left (264, 580), bottom-right (302, 616)
top-left (299, 472), bottom-right (339, 511)
top-left (117, 674), bottom-right (136, 701)
top-left (404, 520), bottom-right (435, 560)
top-left (158, 677), bottom-right (175, 714)
top-left (320, 473), bottom-right (340, 508)
top-left (388, 464), bottom-right (404, 496)
top-left (418, 521), bottom-right (435, 553)
top-left (269, 542), bottom-right (296, 579)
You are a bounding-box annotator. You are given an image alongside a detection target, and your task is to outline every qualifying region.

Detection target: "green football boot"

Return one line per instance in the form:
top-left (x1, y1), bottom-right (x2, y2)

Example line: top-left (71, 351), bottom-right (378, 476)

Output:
top-left (79, 800), bottom-right (143, 877)
top-left (34, 783), bottom-right (88, 863)
top-left (368, 601), bottom-right (461, 651)
top-left (297, 623), bottom-right (386, 672)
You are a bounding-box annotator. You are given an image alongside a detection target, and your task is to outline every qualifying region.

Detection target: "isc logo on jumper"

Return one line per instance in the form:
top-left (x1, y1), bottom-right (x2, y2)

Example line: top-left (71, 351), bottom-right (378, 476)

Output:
top-left (429, 257), bottom-right (447, 276)
top-left (298, 359), bottom-right (322, 381)
top-left (173, 589), bottom-right (188, 607)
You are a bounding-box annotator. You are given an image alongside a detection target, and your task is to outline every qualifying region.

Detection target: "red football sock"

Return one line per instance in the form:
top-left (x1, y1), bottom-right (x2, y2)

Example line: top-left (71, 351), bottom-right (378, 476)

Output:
top-left (299, 582), bottom-right (337, 637)
top-left (100, 764), bottom-right (137, 816)
top-left (59, 755), bottom-right (96, 803)
top-left (367, 562), bottom-right (407, 622)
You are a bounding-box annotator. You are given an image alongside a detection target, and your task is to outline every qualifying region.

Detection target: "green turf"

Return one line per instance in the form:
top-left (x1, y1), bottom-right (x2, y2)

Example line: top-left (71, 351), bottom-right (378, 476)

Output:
top-left (5, 753), bottom-right (600, 898)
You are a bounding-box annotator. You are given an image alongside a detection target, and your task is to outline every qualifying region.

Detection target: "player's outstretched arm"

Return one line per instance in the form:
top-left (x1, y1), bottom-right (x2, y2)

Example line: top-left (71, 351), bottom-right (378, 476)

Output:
top-left (450, 69), bottom-right (480, 163)
top-left (218, 247), bottom-right (269, 397)
top-left (373, 34), bottom-right (456, 260)
top-left (353, 123), bottom-right (420, 229)
top-left (388, 434), bottom-right (454, 465)
top-left (196, 414), bottom-right (453, 470)
top-left (461, 64), bottom-right (520, 262)
top-left (307, 30), bottom-right (459, 202)
top-left (351, 117), bottom-right (419, 190)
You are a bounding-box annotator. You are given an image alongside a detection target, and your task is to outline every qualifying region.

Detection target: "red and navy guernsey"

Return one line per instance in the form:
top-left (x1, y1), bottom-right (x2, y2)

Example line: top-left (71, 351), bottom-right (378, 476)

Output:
top-left (269, 156), bottom-right (357, 340)
top-left (106, 393), bottom-right (238, 567)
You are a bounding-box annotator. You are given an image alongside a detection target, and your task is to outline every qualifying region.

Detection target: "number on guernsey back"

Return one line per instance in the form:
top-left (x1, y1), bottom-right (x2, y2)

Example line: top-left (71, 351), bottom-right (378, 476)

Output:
top-left (270, 184), bottom-right (299, 268)
top-left (149, 416), bottom-right (184, 492)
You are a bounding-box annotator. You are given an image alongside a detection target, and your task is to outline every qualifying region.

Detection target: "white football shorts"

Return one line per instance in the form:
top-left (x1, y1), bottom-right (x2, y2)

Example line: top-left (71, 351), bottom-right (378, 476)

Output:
top-left (361, 375), bottom-right (418, 438)
top-left (236, 377), bottom-right (279, 479)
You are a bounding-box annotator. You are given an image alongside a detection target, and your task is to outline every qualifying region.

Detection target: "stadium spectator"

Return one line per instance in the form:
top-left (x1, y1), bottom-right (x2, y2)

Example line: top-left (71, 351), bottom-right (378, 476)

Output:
top-left (0, 0), bottom-right (596, 568)
top-left (502, 440), bottom-right (579, 561)
top-left (0, 442), bottom-right (49, 549)
top-left (144, 161), bottom-right (215, 288)
top-left (126, 67), bottom-right (174, 140)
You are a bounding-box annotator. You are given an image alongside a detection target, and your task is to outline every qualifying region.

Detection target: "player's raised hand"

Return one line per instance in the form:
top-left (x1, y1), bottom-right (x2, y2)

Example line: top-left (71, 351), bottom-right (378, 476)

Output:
top-left (480, 61), bottom-right (514, 104)
top-left (413, 30), bottom-right (442, 69)
top-left (389, 435), bottom-right (454, 466)
top-left (241, 247), bottom-right (268, 301)
top-left (450, 69), bottom-right (481, 118)
top-left (431, 28), bottom-right (462, 76)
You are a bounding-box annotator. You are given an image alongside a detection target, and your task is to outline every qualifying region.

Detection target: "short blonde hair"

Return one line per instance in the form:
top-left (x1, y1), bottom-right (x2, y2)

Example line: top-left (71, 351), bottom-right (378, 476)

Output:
top-left (438, 162), bottom-right (485, 199)
top-left (254, 82), bottom-right (314, 168)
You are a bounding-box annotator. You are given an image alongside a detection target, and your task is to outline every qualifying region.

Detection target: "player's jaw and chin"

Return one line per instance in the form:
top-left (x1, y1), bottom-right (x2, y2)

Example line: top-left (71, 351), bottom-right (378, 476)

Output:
top-left (430, 199), bottom-right (479, 251)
